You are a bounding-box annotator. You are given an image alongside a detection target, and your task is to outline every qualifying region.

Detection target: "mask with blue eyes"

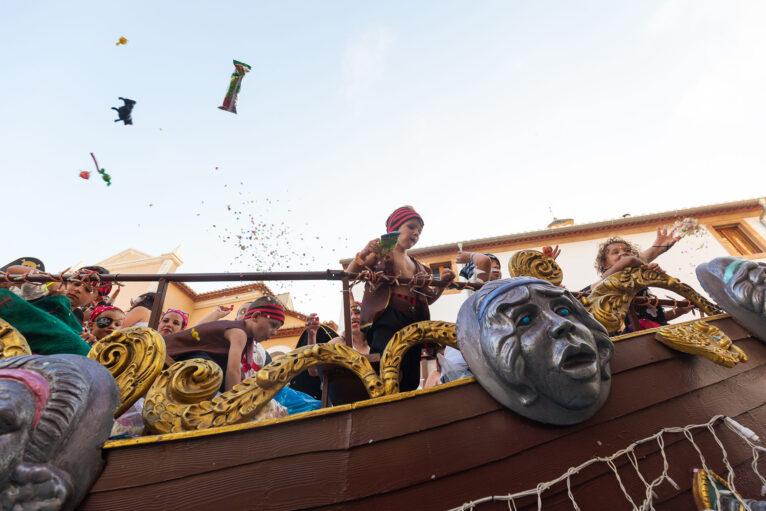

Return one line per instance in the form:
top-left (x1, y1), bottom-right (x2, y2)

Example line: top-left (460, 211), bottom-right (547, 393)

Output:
top-left (457, 277), bottom-right (614, 426)
top-left (697, 257), bottom-right (766, 343)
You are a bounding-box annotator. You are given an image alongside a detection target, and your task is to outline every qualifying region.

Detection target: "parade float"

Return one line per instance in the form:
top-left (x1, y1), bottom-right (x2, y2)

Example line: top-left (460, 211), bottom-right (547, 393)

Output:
top-left (2, 252), bottom-right (766, 510)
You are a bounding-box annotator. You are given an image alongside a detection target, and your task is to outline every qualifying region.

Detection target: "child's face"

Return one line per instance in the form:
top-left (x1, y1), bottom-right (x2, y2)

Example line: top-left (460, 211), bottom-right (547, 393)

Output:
top-left (88, 310), bottom-right (125, 340)
top-left (603, 243), bottom-right (633, 272)
top-left (158, 312), bottom-right (185, 337)
top-left (245, 313), bottom-right (283, 342)
top-left (65, 281), bottom-right (99, 308)
top-left (396, 220), bottom-right (423, 250)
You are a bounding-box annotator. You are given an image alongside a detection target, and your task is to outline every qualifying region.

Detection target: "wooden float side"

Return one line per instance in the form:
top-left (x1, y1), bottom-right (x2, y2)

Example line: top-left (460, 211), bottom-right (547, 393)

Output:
top-left (81, 317), bottom-right (766, 510)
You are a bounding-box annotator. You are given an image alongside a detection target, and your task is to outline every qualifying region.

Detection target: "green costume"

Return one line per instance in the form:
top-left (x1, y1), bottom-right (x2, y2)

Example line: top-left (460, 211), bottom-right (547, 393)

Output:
top-left (0, 289), bottom-right (91, 356)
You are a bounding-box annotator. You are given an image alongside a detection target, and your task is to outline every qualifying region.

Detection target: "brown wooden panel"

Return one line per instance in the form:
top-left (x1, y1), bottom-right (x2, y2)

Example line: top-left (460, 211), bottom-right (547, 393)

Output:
top-left (83, 318), bottom-right (766, 510)
top-left (92, 382), bottom-right (504, 491)
top-left (82, 363), bottom-right (766, 510)
top-left (323, 402), bottom-right (766, 511)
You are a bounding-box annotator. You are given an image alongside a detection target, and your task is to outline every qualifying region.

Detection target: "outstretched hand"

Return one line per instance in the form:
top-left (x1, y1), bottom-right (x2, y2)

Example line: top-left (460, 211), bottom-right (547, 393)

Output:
top-left (214, 304), bottom-right (234, 318)
top-left (304, 313), bottom-right (320, 343)
top-left (654, 226), bottom-right (681, 252)
top-left (542, 245), bottom-right (561, 260)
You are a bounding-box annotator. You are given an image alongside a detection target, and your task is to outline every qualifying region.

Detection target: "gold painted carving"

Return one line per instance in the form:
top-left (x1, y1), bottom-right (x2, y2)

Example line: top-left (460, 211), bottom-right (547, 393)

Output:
top-left (582, 266), bottom-right (722, 335)
top-left (380, 320), bottom-right (458, 395)
top-left (509, 250), bottom-right (563, 286)
top-left (655, 320), bottom-right (747, 368)
top-left (143, 342), bottom-right (385, 434)
top-left (0, 318), bottom-right (31, 358)
top-left (88, 326), bottom-right (167, 417)
top-left (142, 321), bottom-right (460, 434)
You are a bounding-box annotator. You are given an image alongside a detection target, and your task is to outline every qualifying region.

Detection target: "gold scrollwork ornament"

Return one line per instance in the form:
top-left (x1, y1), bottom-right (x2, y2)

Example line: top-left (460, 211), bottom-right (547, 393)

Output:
top-left (143, 342), bottom-right (385, 434)
top-left (0, 318), bottom-right (31, 358)
top-left (88, 326), bottom-right (167, 416)
top-left (509, 250), bottom-right (564, 286)
top-left (655, 320), bottom-right (747, 368)
top-left (583, 266), bottom-right (722, 335)
top-left (380, 320), bottom-right (458, 395)
top-left (142, 321), bottom-right (464, 434)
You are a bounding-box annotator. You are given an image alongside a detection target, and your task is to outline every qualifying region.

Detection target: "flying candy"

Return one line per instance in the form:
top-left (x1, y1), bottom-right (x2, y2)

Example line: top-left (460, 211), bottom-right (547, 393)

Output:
top-left (672, 217), bottom-right (705, 238)
top-left (115, 36), bottom-right (128, 46)
top-left (90, 153), bottom-right (112, 187)
top-left (218, 60), bottom-right (252, 114)
top-left (112, 97), bottom-right (136, 125)
top-left (79, 171), bottom-right (91, 180)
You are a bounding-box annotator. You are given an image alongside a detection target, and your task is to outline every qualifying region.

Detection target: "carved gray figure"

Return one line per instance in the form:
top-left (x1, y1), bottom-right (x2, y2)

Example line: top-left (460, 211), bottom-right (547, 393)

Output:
top-left (697, 257), bottom-right (766, 342)
top-left (457, 278), bottom-right (614, 425)
top-left (0, 355), bottom-right (119, 510)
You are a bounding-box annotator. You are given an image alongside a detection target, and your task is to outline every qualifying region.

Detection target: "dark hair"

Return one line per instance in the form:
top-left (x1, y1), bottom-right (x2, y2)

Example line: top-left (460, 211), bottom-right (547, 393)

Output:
top-left (80, 265), bottom-right (108, 275)
top-left (594, 237), bottom-right (640, 274)
top-left (129, 292), bottom-right (158, 311)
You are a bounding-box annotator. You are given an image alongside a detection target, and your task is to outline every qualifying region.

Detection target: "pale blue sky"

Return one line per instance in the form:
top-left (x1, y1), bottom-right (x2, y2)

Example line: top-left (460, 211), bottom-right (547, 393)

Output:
top-left (2, 1), bottom-right (764, 319)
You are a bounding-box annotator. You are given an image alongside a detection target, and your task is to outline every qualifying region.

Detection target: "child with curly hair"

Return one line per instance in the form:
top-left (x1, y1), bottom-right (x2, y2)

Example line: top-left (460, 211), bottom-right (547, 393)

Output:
top-left (585, 228), bottom-right (691, 330)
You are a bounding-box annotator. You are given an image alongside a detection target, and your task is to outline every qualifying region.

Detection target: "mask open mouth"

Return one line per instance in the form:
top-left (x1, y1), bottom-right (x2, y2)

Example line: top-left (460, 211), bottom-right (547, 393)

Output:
top-left (559, 345), bottom-right (598, 380)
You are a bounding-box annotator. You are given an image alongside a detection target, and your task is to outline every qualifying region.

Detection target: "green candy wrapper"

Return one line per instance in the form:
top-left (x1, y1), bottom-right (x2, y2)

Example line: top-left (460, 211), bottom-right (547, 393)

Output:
top-left (218, 60), bottom-right (252, 114)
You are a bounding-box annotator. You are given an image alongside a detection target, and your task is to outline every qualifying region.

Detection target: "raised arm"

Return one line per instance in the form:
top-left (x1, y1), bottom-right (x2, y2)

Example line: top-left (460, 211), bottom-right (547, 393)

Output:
top-left (456, 251), bottom-right (492, 283)
top-left (196, 305), bottom-right (234, 326)
top-left (123, 306), bottom-right (150, 327)
top-left (640, 226), bottom-right (680, 264)
top-left (304, 313), bottom-right (321, 376)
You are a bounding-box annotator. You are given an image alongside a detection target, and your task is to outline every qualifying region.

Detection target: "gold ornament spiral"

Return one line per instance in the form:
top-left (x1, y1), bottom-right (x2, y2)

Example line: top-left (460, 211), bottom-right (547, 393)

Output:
top-left (142, 358), bottom-right (223, 434)
top-left (583, 266), bottom-right (722, 335)
top-left (655, 320), bottom-right (747, 368)
top-left (509, 250), bottom-right (564, 286)
top-left (0, 318), bottom-right (31, 359)
top-left (88, 326), bottom-right (167, 417)
top-left (380, 321), bottom-right (458, 395)
top-left (143, 342), bottom-right (384, 434)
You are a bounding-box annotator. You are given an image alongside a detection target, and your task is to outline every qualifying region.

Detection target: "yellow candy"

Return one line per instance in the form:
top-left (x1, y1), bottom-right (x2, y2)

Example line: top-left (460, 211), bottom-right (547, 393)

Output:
top-left (116, 36), bottom-right (128, 46)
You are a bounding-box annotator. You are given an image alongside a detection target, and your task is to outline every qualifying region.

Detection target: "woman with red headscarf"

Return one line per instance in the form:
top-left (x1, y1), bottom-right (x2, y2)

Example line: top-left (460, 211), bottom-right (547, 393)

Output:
top-left (346, 206), bottom-right (455, 391)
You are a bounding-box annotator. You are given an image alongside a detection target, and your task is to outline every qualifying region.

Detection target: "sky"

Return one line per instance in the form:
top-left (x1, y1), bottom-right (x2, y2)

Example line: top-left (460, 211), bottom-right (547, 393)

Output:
top-left (1, 0), bottom-right (764, 321)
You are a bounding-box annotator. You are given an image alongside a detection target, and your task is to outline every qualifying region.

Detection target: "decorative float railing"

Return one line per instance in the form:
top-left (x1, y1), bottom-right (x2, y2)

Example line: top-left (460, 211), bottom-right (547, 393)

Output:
top-left (0, 249), bottom-right (728, 434)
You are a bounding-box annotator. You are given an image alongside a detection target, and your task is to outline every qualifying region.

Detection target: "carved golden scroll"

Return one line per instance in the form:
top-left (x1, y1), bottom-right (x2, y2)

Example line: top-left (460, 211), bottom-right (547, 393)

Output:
top-left (380, 321), bottom-right (458, 395)
top-left (509, 250), bottom-right (564, 286)
top-left (0, 318), bottom-right (31, 358)
top-left (143, 321), bottom-right (460, 434)
top-left (582, 266), bottom-right (722, 335)
top-left (88, 327), bottom-right (166, 417)
top-left (143, 342), bottom-right (385, 434)
top-left (655, 320), bottom-right (747, 368)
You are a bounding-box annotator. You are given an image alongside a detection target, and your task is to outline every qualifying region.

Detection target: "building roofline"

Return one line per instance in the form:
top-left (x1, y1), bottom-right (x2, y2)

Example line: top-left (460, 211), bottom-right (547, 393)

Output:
top-left (173, 281), bottom-right (307, 320)
top-left (341, 197), bottom-right (763, 262)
